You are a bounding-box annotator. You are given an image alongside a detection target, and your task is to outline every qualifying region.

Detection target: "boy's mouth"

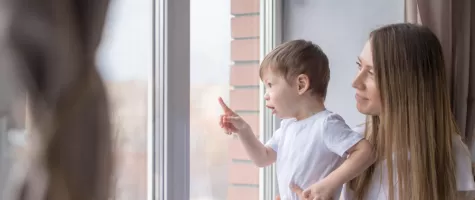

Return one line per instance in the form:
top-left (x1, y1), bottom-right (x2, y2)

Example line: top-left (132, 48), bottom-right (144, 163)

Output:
top-left (266, 105), bottom-right (276, 114)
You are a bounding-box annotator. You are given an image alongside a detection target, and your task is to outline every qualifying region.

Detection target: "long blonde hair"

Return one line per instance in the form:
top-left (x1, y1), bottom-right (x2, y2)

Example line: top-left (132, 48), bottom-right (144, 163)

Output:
top-left (349, 23), bottom-right (458, 200)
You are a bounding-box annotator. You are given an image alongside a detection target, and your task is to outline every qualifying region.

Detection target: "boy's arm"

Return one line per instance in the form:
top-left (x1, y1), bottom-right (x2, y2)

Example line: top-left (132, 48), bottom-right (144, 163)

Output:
top-left (319, 139), bottom-right (374, 190)
top-left (219, 97), bottom-right (276, 167)
top-left (317, 114), bottom-right (375, 192)
top-left (238, 127), bottom-right (277, 167)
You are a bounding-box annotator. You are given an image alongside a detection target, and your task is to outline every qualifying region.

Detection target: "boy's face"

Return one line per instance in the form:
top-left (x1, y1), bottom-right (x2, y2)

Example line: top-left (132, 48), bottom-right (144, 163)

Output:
top-left (262, 68), bottom-right (301, 119)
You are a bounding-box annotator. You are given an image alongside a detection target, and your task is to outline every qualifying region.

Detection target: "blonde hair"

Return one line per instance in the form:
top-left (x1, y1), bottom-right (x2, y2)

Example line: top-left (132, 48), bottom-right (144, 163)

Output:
top-left (259, 39), bottom-right (330, 99)
top-left (350, 23), bottom-right (458, 200)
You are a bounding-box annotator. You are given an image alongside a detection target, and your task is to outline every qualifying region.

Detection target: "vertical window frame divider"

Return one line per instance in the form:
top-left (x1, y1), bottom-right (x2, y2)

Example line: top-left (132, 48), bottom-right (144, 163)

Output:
top-left (259, 0), bottom-right (283, 199)
top-left (151, 0), bottom-right (190, 200)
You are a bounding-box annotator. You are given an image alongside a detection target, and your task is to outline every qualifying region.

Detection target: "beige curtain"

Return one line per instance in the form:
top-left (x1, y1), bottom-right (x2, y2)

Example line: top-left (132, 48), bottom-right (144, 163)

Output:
top-left (405, 0), bottom-right (475, 160)
top-left (4, 0), bottom-right (113, 199)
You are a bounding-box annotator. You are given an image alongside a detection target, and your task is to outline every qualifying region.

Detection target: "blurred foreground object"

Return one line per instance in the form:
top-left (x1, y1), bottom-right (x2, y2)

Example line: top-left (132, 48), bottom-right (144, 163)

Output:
top-left (4, 0), bottom-right (113, 199)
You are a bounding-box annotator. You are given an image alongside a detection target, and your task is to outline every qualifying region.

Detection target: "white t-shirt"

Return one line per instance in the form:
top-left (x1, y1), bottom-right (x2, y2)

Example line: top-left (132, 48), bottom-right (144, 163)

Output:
top-left (266, 110), bottom-right (363, 200)
top-left (341, 127), bottom-right (475, 200)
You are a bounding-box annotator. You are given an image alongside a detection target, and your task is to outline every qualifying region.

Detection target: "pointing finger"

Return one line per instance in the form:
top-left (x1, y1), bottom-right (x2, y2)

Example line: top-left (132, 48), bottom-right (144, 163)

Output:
top-left (218, 97), bottom-right (235, 114)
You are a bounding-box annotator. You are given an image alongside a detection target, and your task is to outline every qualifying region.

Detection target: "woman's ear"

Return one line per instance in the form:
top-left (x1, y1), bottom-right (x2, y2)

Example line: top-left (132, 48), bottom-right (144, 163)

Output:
top-left (296, 74), bottom-right (310, 95)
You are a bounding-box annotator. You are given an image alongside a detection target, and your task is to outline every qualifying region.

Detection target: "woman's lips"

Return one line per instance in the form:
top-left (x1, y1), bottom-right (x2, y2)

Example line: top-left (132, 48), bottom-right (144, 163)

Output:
top-left (355, 94), bottom-right (368, 101)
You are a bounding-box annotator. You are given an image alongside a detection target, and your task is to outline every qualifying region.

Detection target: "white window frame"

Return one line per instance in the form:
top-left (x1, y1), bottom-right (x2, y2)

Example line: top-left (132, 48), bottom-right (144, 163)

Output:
top-left (149, 0), bottom-right (281, 199)
top-left (150, 0), bottom-right (190, 200)
top-left (259, 0), bottom-right (283, 199)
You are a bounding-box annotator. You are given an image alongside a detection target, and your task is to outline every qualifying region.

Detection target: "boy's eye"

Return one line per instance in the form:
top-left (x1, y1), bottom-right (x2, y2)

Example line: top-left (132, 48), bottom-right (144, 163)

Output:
top-left (267, 83), bottom-right (272, 88)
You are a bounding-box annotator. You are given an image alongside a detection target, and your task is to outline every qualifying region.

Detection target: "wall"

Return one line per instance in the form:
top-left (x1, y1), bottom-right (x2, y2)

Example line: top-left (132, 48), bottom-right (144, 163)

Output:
top-left (228, 0), bottom-right (261, 199)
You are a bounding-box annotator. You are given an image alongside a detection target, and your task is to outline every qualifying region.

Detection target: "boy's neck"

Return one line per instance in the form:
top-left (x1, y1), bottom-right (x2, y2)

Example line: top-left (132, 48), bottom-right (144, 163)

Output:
top-left (293, 99), bottom-right (326, 121)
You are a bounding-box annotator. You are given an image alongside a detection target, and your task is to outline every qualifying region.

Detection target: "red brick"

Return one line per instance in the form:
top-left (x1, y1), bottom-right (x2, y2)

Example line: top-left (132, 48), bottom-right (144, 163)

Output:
top-left (240, 113), bottom-right (259, 135)
top-left (230, 64), bottom-right (260, 86)
top-left (231, 0), bottom-right (259, 15)
top-left (228, 186), bottom-right (259, 200)
top-left (231, 16), bottom-right (260, 38)
top-left (229, 161), bottom-right (259, 185)
top-left (230, 88), bottom-right (260, 111)
top-left (229, 137), bottom-right (259, 160)
top-left (231, 39), bottom-right (260, 61)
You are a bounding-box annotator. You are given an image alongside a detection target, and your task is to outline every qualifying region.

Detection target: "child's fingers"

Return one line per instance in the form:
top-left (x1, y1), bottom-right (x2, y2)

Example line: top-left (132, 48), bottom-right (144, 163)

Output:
top-left (219, 115), bottom-right (226, 128)
top-left (220, 115), bottom-right (232, 128)
top-left (218, 97), bottom-right (236, 115)
top-left (219, 115), bottom-right (240, 135)
top-left (223, 116), bottom-right (241, 124)
top-left (289, 184), bottom-right (305, 198)
top-left (303, 190), bottom-right (311, 198)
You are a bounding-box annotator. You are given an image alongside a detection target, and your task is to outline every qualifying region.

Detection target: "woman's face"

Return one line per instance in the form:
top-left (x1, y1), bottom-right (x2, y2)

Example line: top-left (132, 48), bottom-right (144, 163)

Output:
top-left (353, 40), bottom-right (382, 116)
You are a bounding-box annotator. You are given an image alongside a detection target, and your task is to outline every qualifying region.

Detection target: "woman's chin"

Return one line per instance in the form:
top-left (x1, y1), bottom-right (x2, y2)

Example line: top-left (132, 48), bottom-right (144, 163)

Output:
top-left (356, 103), bottom-right (369, 115)
top-left (357, 104), bottom-right (380, 116)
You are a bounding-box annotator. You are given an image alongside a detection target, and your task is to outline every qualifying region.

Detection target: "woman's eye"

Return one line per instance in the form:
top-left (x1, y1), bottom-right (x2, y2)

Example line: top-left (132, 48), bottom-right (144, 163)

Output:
top-left (356, 62), bottom-right (362, 70)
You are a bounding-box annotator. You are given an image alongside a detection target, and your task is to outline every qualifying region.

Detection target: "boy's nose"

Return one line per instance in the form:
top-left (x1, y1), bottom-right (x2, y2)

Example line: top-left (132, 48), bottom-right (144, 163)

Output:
top-left (264, 93), bottom-right (270, 100)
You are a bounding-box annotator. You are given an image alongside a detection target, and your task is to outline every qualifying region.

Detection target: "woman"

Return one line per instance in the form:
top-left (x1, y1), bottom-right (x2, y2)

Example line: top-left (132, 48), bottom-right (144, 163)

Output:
top-left (291, 23), bottom-right (475, 200)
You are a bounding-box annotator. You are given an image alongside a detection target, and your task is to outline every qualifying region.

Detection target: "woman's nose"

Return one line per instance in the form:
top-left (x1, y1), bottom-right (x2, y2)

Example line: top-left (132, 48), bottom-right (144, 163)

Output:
top-left (352, 71), bottom-right (365, 90)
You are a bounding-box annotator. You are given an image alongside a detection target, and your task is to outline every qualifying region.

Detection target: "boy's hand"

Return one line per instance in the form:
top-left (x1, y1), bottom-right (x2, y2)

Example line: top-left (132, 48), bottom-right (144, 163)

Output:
top-left (290, 183), bottom-right (334, 200)
top-left (218, 97), bottom-right (251, 135)
top-left (303, 182), bottom-right (334, 200)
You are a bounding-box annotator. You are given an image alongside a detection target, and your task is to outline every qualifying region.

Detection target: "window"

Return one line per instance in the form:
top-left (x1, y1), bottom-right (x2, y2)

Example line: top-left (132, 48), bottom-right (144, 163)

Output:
top-left (153, 0), bottom-right (280, 199)
top-left (96, 0), bottom-right (153, 199)
top-left (189, 0), bottom-right (261, 199)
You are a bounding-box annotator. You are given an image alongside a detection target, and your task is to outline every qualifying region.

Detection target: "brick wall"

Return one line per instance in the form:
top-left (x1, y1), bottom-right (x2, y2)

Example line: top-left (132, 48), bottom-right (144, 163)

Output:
top-left (228, 0), bottom-right (261, 200)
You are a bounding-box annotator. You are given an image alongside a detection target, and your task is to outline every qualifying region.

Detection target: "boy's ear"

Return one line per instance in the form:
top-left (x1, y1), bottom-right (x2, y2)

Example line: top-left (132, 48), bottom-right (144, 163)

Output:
top-left (296, 74), bottom-right (310, 95)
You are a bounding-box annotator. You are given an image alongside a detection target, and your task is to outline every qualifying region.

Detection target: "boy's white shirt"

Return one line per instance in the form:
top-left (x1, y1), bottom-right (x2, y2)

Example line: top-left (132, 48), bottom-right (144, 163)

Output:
top-left (341, 126), bottom-right (475, 200)
top-left (266, 110), bottom-right (363, 200)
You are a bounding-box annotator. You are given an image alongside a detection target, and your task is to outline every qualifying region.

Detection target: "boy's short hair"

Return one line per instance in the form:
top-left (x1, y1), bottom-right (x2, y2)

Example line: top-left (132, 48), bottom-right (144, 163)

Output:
top-left (259, 39), bottom-right (330, 99)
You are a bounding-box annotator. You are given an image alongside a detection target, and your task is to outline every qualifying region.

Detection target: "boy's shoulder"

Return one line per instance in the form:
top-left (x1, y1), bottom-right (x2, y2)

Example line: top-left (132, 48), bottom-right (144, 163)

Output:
top-left (320, 110), bottom-right (346, 124)
top-left (281, 110), bottom-right (346, 128)
top-left (278, 118), bottom-right (295, 130)
top-left (318, 110), bottom-right (353, 131)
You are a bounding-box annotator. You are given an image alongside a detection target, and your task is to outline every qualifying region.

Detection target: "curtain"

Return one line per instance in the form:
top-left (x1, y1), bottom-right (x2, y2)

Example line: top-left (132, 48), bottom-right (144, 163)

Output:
top-left (405, 0), bottom-right (475, 162)
top-left (4, 0), bottom-right (113, 199)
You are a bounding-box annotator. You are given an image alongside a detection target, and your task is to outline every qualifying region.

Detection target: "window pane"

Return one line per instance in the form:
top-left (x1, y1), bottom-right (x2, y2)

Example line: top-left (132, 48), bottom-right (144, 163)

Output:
top-left (97, 0), bottom-right (152, 199)
top-left (190, 0), bottom-right (262, 200)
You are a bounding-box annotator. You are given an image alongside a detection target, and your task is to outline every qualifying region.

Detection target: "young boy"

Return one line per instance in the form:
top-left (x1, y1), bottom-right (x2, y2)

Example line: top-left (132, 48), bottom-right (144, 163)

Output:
top-left (218, 40), bottom-right (374, 200)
